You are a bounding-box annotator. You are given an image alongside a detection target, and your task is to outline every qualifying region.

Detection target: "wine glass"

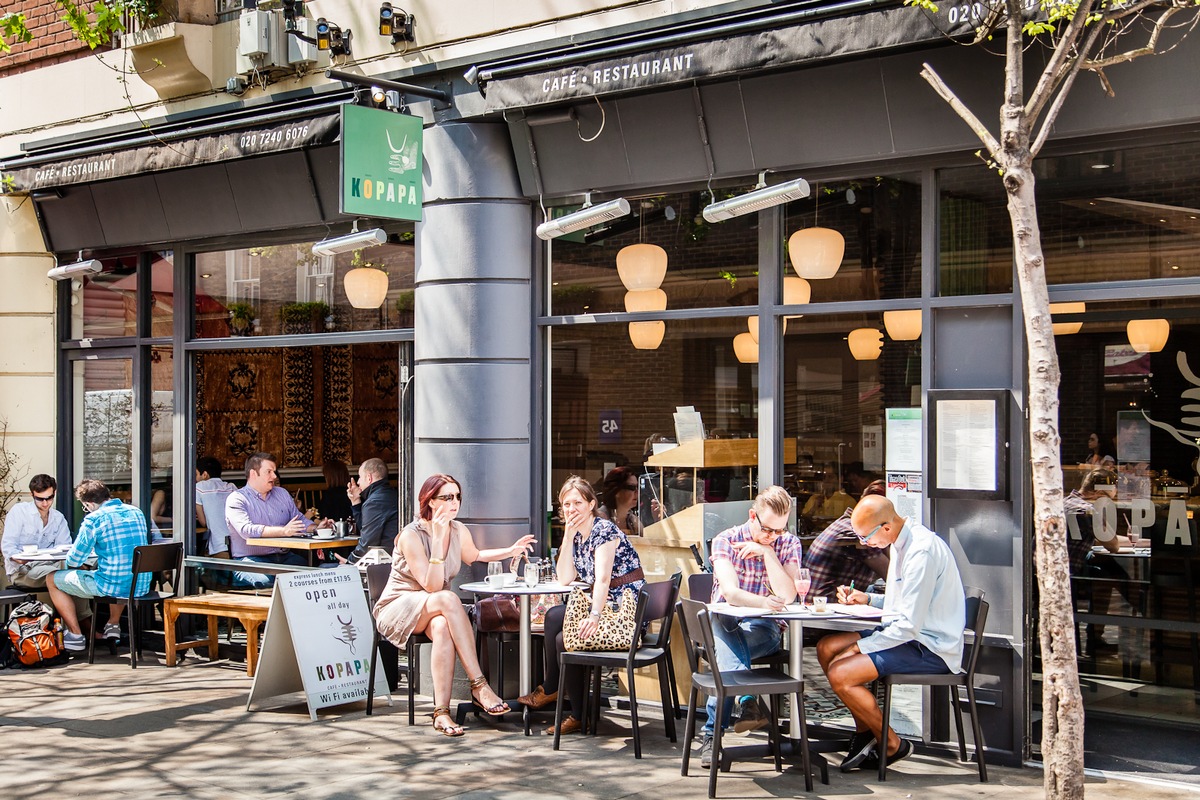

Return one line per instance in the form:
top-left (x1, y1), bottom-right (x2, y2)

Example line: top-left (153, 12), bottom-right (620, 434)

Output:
top-left (794, 568), bottom-right (812, 607)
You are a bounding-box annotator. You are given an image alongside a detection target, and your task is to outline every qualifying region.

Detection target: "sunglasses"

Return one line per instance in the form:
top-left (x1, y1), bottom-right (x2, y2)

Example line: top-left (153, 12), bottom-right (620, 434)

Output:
top-left (755, 518), bottom-right (788, 536)
top-left (33, 493), bottom-right (56, 503)
top-left (434, 492), bottom-right (462, 502)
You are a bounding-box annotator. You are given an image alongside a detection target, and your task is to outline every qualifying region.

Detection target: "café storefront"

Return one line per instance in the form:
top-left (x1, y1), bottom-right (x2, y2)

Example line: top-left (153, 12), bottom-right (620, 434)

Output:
top-left (3, 0), bottom-right (1199, 775)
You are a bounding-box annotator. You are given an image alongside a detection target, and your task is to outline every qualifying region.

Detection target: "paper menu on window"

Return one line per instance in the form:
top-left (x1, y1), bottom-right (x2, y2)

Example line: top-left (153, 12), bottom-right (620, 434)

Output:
top-left (673, 406), bottom-right (705, 443)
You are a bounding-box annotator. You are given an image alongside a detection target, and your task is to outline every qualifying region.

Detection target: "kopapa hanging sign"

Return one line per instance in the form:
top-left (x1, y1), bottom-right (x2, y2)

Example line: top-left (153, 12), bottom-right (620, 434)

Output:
top-left (340, 104), bottom-right (423, 222)
top-left (247, 565), bottom-right (390, 720)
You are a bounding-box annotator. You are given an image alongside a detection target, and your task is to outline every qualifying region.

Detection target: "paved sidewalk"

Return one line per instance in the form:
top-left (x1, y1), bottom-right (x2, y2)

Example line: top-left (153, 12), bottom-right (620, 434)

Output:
top-left (2, 656), bottom-right (1197, 800)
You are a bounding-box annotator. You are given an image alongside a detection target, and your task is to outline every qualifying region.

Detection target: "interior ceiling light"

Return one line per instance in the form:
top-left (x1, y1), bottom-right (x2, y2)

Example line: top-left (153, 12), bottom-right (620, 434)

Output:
top-left (624, 289), bottom-right (666, 313)
top-left (1127, 318), bottom-right (1170, 353)
top-left (629, 321), bottom-right (665, 350)
top-left (733, 332), bottom-right (759, 364)
top-left (616, 243), bottom-right (667, 290)
top-left (789, 180), bottom-right (845, 279)
top-left (702, 173), bottom-right (810, 223)
top-left (883, 309), bottom-right (922, 340)
top-left (344, 266), bottom-right (389, 309)
top-left (747, 316), bottom-right (759, 343)
top-left (848, 327), bottom-right (883, 360)
top-left (1049, 302), bottom-right (1085, 336)
top-left (536, 195), bottom-right (630, 240)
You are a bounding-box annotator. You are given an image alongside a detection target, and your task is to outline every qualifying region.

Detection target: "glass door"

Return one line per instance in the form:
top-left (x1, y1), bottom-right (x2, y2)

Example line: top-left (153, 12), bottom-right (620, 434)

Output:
top-left (67, 349), bottom-right (137, 528)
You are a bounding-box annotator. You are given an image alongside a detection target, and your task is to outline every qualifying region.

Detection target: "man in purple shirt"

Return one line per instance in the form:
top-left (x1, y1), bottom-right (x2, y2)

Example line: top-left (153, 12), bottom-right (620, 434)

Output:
top-left (224, 452), bottom-right (312, 588)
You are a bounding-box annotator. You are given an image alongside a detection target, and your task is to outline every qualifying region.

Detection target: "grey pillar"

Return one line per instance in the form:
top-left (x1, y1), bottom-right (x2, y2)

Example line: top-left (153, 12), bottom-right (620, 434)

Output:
top-left (414, 121), bottom-right (533, 564)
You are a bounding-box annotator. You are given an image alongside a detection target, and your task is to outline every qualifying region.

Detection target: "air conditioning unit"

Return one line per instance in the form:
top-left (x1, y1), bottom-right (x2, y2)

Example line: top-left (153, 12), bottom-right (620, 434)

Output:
top-left (286, 16), bottom-right (318, 67)
top-left (238, 9), bottom-right (270, 59)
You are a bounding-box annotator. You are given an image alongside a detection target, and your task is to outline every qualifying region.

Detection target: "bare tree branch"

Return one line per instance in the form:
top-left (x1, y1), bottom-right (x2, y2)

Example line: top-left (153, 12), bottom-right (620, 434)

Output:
top-left (1030, 21), bottom-right (1107, 153)
top-left (919, 62), bottom-right (1003, 156)
top-left (1024, 0), bottom-right (1099, 122)
top-left (1086, 6), bottom-right (1183, 69)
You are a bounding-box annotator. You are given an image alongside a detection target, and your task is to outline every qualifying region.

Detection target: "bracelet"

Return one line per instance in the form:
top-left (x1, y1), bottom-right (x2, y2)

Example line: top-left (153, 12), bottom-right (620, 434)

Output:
top-left (429, 557), bottom-right (444, 565)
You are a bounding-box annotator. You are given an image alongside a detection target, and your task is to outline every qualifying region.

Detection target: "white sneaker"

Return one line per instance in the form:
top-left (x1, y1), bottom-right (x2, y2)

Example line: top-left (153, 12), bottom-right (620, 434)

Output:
top-left (63, 632), bottom-right (86, 651)
top-left (102, 623), bottom-right (121, 640)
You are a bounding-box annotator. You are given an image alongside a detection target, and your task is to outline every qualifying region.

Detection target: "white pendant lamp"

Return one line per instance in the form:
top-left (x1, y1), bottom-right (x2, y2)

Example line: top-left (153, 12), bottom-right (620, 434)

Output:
top-left (344, 268), bottom-right (389, 308)
top-left (883, 309), bottom-right (922, 340)
top-left (848, 327), bottom-right (883, 360)
top-left (1050, 302), bottom-right (1085, 336)
top-left (733, 332), bottom-right (759, 364)
top-left (629, 321), bottom-right (665, 350)
top-left (624, 289), bottom-right (667, 313)
top-left (616, 244), bottom-right (668, 290)
top-left (1127, 318), bottom-right (1170, 353)
top-left (788, 227), bottom-right (845, 279)
top-left (747, 316), bottom-right (759, 343)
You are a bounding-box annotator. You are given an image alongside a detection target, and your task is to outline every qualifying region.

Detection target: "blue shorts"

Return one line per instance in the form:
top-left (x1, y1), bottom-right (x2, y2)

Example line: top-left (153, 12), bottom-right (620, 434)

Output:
top-left (859, 628), bottom-right (952, 677)
top-left (54, 569), bottom-right (102, 599)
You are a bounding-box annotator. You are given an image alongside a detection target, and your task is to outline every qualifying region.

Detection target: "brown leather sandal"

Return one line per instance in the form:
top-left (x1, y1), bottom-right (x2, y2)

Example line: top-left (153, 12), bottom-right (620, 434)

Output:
top-left (469, 675), bottom-right (510, 716)
top-left (431, 706), bottom-right (464, 737)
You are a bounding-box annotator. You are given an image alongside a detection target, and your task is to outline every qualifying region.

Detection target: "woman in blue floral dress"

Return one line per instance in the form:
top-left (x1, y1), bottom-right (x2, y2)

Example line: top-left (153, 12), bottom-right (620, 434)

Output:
top-left (518, 475), bottom-right (645, 736)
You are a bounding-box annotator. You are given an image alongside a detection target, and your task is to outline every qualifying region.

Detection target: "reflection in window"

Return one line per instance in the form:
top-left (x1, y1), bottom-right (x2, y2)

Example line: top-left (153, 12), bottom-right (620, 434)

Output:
top-left (195, 238), bottom-right (415, 338)
top-left (74, 358), bottom-right (134, 492)
top-left (69, 257), bottom-right (139, 339)
top-left (940, 139), bottom-right (1200, 295)
top-left (549, 189), bottom-right (759, 315)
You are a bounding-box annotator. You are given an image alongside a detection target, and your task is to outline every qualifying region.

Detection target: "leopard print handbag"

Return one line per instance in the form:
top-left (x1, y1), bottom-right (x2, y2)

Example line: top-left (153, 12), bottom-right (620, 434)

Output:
top-left (562, 586), bottom-right (639, 652)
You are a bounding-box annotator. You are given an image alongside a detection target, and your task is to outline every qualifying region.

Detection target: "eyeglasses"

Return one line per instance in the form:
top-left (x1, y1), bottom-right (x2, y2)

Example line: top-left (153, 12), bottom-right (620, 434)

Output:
top-left (624, 484), bottom-right (638, 491)
top-left (33, 493), bottom-right (55, 504)
top-left (857, 522), bottom-right (885, 544)
top-left (434, 492), bottom-right (462, 502)
top-left (756, 519), bottom-right (788, 536)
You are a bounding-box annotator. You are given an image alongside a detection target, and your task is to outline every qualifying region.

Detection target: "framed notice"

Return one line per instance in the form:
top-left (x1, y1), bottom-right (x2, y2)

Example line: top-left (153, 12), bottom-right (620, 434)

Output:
top-left (928, 389), bottom-right (1009, 500)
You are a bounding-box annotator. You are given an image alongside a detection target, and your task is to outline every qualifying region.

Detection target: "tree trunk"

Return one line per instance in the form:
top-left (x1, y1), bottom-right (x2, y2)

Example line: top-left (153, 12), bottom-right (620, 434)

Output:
top-left (1003, 161), bottom-right (1086, 799)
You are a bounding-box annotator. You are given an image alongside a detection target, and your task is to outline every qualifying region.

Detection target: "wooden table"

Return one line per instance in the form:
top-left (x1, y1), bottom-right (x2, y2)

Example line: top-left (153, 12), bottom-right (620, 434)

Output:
top-left (164, 592), bottom-right (273, 676)
top-left (252, 536), bottom-right (359, 566)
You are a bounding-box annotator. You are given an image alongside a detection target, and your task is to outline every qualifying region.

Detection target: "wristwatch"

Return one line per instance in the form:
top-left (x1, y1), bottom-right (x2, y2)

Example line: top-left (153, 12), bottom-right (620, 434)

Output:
top-left (589, 611), bottom-right (601, 618)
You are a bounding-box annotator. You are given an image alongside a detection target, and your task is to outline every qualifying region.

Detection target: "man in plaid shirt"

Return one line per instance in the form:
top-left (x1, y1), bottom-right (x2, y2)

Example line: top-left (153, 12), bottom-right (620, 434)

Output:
top-left (47, 479), bottom-right (154, 652)
top-left (695, 485), bottom-right (803, 767)
top-left (803, 480), bottom-right (890, 601)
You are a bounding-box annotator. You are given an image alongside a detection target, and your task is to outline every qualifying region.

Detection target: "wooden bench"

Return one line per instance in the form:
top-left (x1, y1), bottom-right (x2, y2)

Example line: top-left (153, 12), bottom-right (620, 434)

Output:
top-left (165, 593), bottom-right (272, 676)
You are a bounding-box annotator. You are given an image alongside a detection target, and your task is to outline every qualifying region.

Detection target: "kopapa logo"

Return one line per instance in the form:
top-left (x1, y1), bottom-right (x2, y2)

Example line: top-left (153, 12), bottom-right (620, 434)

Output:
top-left (385, 129), bottom-right (418, 175)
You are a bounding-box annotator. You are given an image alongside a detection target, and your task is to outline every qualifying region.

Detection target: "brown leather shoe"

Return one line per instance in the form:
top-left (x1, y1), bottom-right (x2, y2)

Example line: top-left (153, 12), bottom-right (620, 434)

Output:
top-left (518, 685), bottom-right (558, 710)
top-left (545, 716), bottom-right (582, 736)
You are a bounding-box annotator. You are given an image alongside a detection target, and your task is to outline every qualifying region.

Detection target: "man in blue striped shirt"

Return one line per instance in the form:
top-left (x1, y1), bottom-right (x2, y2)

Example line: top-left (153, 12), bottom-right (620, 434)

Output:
top-left (47, 479), bottom-right (154, 652)
top-left (817, 495), bottom-right (966, 772)
top-left (224, 452), bottom-right (313, 588)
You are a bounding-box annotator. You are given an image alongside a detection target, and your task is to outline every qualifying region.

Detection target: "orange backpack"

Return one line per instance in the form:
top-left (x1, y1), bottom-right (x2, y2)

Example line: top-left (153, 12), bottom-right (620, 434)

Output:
top-left (6, 599), bottom-right (65, 666)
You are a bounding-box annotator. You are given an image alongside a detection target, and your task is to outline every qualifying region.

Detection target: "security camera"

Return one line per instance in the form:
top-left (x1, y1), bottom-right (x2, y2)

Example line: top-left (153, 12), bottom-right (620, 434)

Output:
top-left (47, 259), bottom-right (103, 281)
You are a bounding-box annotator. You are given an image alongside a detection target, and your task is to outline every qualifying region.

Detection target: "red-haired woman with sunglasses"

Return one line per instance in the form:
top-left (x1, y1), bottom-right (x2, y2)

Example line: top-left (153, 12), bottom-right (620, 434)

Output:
top-left (372, 473), bottom-right (535, 737)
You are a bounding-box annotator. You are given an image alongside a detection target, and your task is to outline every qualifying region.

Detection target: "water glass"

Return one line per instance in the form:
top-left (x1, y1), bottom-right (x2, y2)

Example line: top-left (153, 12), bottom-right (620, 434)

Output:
top-left (487, 560), bottom-right (503, 587)
top-left (525, 557), bottom-right (541, 586)
top-left (813, 595), bottom-right (828, 613)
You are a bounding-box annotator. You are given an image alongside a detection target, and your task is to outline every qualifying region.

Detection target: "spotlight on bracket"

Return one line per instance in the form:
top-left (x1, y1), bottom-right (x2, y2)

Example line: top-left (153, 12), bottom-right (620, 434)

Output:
top-left (47, 257), bottom-right (102, 281)
top-left (536, 196), bottom-right (630, 241)
top-left (702, 175), bottom-right (811, 223)
top-left (312, 227), bottom-right (387, 257)
top-left (463, 64), bottom-right (480, 85)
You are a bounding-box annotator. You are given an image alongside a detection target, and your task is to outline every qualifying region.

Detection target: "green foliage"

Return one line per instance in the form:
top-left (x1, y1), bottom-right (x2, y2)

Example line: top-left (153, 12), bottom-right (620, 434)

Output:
top-left (281, 301), bottom-right (331, 324)
top-left (0, 12), bottom-right (32, 53)
top-left (718, 269), bottom-right (738, 288)
top-left (904, 0), bottom-right (939, 10)
top-left (55, 0), bottom-right (161, 50)
top-left (227, 302), bottom-right (256, 322)
top-left (350, 248), bottom-right (385, 270)
top-left (394, 290), bottom-right (414, 313)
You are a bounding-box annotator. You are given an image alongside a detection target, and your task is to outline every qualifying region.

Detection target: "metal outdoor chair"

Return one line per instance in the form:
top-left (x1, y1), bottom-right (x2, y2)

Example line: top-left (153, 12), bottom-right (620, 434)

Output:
top-left (87, 541), bottom-right (183, 669)
top-left (553, 572), bottom-right (683, 759)
top-left (686, 572), bottom-right (787, 670)
top-left (365, 562), bottom-right (430, 725)
top-left (877, 586), bottom-right (989, 782)
top-left (677, 597), bottom-right (812, 798)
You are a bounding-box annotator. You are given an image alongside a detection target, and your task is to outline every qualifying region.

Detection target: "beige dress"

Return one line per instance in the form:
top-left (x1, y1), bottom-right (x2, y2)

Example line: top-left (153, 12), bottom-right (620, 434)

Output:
top-left (372, 519), bottom-right (465, 647)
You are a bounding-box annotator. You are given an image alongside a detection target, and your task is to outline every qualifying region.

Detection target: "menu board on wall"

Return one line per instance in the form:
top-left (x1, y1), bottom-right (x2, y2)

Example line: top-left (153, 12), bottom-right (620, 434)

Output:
top-left (928, 389), bottom-right (1009, 500)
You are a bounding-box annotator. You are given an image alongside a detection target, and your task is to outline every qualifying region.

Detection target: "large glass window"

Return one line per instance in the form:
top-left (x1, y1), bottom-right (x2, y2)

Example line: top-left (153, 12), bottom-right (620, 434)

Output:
top-left (194, 238), bottom-right (415, 338)
top-left (73, 356), bottom-right (134, 496)
top-left (69, 257), bottom-right (138, 339)
top-left (780, 175), bottom-right (923, 303)
top-left (549, 188), bottom-right (760, 316)
top-left (940, 140), bottom-right (1200, 295)
top-left (1040, 297), bottom-right (1200, 758)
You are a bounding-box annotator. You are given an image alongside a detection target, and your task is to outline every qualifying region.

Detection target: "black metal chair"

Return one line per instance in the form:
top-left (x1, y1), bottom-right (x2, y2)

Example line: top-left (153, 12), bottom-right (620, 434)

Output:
top-left (877, 586), bottom-right (990, 782)
top-left (553, 572), bottom-right (682, 759)
top-left (677, 597), bottom-right (812, 798)
top-left (365, 563), bottom-right (430, 725)
top-left (87, 541), bottom-right (183, 669)
top-left (687, 572), bottom-right (787, 669)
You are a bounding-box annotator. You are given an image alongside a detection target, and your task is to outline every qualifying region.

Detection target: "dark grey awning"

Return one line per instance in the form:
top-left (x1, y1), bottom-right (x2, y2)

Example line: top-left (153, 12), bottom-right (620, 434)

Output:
top-left (482, 2), bottom-right (971, 111)
top-left (4, 113), bottom-right (340, 193)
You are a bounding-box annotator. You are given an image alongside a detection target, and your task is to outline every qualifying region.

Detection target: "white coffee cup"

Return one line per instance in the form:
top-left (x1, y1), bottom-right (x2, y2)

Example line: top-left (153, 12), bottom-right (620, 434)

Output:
top-left (22, 544), bottom-right (38, 553)
top-left (485, 573), bottom-right (505, 588)
top-left (503, 572), bottom-right (519, 587)
top-left (314, 528), bottom-right (335, 540)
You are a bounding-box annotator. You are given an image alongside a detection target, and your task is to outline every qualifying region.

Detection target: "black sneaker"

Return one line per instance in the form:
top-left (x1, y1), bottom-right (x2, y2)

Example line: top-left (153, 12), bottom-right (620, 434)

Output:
top-left (860, 752), bottom-right (880, 772)
top-left (698, 734), bottom-right (714, 768)
top-left (887, 737), bottom-right (914, 766)
top-left (732, 697), bottom-right (769, 734)
top-left (840, 731), bottom-right (877, 772)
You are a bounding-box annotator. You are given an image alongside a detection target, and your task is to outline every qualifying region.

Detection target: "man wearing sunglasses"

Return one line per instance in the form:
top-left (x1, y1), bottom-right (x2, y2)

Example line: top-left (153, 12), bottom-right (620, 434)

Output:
top-left (3, 474), bottom-right (73, 591)
top-left (816, 495), bottom-right (965, 773)
top-left (695, 485), bottom-right (803, 768)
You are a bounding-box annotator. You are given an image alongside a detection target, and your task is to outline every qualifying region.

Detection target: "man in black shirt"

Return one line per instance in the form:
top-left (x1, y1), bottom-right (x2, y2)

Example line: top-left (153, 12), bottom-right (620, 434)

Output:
top-left (335, 458), bottom-right (399, 565)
